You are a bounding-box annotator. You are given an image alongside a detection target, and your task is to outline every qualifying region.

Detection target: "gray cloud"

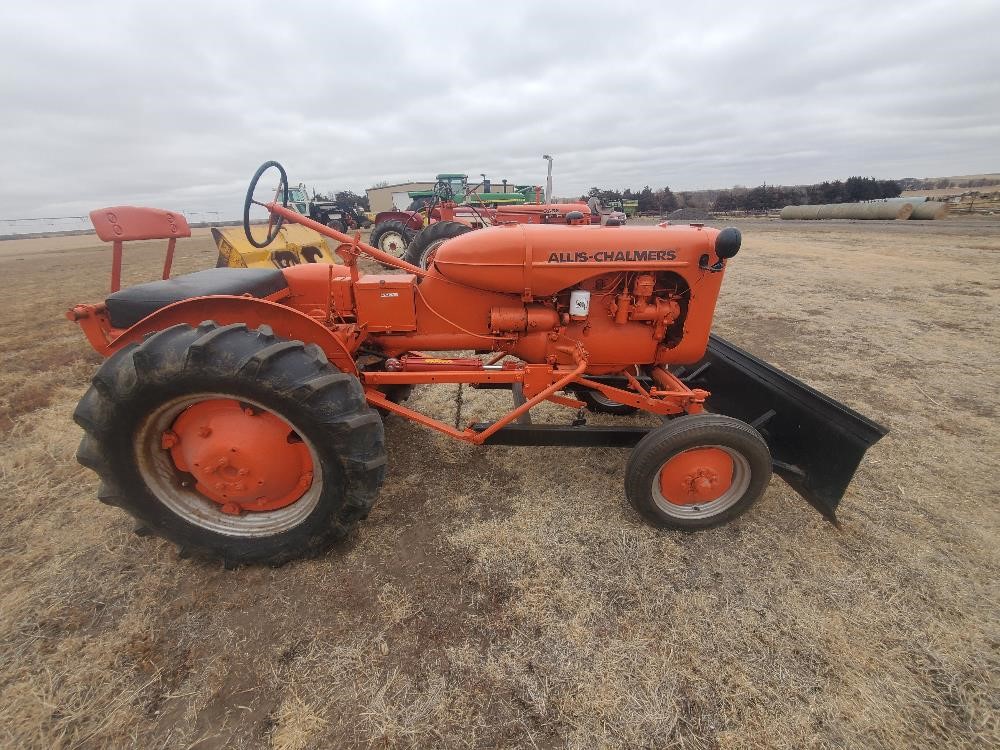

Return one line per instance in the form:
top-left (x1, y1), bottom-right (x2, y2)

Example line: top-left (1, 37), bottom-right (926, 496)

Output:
top-left (1, 0), bottom-right (998, 223)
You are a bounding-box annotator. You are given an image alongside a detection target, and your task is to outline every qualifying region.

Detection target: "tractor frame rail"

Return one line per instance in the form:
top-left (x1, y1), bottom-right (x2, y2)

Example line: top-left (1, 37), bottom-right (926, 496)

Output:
top-left (362, 348), bottom-right (708, 446)
top-left (471, 423), bottom-right (652, 447)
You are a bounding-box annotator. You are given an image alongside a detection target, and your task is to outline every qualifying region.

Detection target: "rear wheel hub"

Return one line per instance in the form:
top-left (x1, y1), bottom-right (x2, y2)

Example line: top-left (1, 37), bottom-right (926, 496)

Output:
top-left (164, 398), bottom-right (313, 513)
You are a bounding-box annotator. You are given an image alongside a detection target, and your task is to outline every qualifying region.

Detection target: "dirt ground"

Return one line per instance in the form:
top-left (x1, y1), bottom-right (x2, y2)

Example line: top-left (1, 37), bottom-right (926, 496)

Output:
top-left (1, 217), bottom-right (997, 749)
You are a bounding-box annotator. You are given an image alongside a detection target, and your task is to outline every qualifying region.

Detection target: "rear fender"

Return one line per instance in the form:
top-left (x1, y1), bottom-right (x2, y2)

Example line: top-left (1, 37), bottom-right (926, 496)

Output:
top-left (374, 211), bottom-right (423, 230)
top-left (676, 335), bottom-right (888, 521)
top-left (102, 295), bottom-right (358, 375)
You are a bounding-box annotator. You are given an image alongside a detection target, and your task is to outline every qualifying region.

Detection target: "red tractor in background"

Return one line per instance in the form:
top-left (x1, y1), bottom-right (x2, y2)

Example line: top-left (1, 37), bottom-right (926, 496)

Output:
top-left (402, 200), bottom-right (609, 269)
top-left (369, 174), bottom-right (600, 263)
top-left (66, 162), bottom-right (886, 567)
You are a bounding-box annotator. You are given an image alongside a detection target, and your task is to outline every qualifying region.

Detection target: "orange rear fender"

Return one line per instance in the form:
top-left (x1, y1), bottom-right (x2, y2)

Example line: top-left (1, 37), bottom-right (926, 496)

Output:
top-left (83, 295), bottom-right (358, 375)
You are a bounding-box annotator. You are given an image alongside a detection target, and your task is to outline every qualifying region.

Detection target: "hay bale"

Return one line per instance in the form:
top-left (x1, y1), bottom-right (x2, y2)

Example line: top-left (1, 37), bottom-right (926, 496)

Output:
top-left (781, 205), bottom-right (821, 219)
top-left (781, 201), bottom-right (913, 220)
top-left (891, 202), bottom-right (914, 220)
top-left (910, 201), bottom-right (949, 220)
top-left (854, 202), bottom-right (910, 219)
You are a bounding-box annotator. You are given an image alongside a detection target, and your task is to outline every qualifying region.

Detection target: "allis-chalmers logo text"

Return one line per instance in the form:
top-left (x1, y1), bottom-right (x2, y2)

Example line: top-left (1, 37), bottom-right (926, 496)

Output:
top-left (546, 249), bottom-right (678, 263)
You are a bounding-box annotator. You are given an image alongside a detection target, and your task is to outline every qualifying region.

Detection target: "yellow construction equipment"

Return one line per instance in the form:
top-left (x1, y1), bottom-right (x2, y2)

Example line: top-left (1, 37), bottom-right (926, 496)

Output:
top-left (212, 224), bottom-right (339, 269)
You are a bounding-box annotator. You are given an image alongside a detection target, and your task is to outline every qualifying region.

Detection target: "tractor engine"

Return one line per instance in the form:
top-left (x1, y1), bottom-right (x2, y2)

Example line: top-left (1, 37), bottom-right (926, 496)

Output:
top-left (279, 222), bottom-right (736, 374)
top-left (406, 222), bottom-right (732, 371)
top-left (481, 270), bottom-right (691, 371)
top-left (280, 222), bottom-right (736, 374)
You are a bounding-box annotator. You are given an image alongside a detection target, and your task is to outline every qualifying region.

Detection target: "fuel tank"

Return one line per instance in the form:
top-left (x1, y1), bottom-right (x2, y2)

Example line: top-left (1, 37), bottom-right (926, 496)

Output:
top-left (432, 223), bottom-right (718, 297)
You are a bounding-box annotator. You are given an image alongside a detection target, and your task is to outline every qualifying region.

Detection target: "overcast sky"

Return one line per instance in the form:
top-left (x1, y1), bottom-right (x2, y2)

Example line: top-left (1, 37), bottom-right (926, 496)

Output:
top-left (1, 0), bottom-right (998, 224)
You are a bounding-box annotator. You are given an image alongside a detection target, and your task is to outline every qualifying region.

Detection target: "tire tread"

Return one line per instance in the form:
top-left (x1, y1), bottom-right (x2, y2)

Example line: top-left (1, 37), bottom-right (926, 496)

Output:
top-left (403, 221), bottom-right (473, 267)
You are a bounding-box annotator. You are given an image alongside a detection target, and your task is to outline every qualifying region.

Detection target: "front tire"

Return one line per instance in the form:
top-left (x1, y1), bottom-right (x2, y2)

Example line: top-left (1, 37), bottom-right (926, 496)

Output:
top-left (74, 322), bottom-right (386, 566)
top-left (625, 414), bottom-right (771, 530)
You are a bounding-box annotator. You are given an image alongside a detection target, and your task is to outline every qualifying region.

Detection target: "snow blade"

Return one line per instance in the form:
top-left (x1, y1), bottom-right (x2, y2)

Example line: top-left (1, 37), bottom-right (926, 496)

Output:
top-left (676, 335), bottom-right (889, 522)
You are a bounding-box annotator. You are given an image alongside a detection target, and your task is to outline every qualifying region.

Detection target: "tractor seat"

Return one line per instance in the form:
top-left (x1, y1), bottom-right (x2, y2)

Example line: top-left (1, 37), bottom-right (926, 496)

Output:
top-left (105, 268), bottom-right (288, 329)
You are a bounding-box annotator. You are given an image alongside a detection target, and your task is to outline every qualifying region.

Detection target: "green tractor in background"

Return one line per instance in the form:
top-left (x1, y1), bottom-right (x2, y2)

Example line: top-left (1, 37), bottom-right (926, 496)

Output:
top-left (408, 174), bottom-right (536, 207)
top-left (604, 199), bottom-right (640, 220)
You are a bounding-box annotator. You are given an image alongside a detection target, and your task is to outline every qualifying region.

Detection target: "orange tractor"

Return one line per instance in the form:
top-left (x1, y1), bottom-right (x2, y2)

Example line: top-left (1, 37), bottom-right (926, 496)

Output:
top-left (68, 162), bottom-right (886, 566)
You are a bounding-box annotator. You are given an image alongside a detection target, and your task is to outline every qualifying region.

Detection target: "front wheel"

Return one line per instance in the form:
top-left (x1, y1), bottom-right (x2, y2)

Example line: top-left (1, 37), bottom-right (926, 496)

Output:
top-left (74, 322), bottom-right (386, 566)
top-left (624, 414), bottom-right (771, 530)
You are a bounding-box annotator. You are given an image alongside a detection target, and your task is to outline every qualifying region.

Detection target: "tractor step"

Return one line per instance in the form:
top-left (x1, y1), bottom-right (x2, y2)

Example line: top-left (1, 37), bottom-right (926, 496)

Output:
top-left (676, 334), bottom-right (889, 521)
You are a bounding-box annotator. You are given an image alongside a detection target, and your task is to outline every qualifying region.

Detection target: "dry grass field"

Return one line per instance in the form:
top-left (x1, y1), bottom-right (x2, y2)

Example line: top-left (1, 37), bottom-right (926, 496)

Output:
top-left (1, 218), bottom-right (998, 749)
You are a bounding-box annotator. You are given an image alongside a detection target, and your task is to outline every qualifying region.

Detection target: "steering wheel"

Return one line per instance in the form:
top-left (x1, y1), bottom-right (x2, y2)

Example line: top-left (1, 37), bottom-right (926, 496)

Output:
top-left (243, 161), bottom-right (289, 248)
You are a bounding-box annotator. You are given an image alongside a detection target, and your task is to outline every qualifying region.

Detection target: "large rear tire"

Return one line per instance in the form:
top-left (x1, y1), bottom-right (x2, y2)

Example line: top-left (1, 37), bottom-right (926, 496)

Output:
top-left (74, 322), bottom-right (386, 566)
top-left (403, 221), bottom-right (473, 268)
top-left (369, 220), bottom-right (415, 259)
top-left (625, 414), bottom-right (771, 530)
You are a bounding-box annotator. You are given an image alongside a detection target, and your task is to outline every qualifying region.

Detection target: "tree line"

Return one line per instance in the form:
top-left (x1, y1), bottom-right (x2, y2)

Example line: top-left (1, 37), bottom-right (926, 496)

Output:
top-left (581, 176), bottom-right (903, 215)
top-left (710, 177), bottom-right (902, 213)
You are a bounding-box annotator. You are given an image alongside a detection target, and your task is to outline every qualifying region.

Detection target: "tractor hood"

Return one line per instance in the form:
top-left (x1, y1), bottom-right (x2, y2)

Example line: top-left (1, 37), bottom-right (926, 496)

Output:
top-left (431, 223), bottom-right (719, 297)
top-left (494, 202), bottom-right (592, 216)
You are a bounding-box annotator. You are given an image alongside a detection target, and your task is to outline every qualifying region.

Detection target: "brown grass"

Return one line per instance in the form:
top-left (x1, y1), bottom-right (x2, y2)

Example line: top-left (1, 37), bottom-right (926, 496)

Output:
top-left (0, 219), bottom-right (998, 748)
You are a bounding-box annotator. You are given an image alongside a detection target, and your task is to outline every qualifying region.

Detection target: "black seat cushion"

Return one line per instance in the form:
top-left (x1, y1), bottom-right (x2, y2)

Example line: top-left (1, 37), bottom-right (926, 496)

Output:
top-left (106, 268), bottom-right (288, 329)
